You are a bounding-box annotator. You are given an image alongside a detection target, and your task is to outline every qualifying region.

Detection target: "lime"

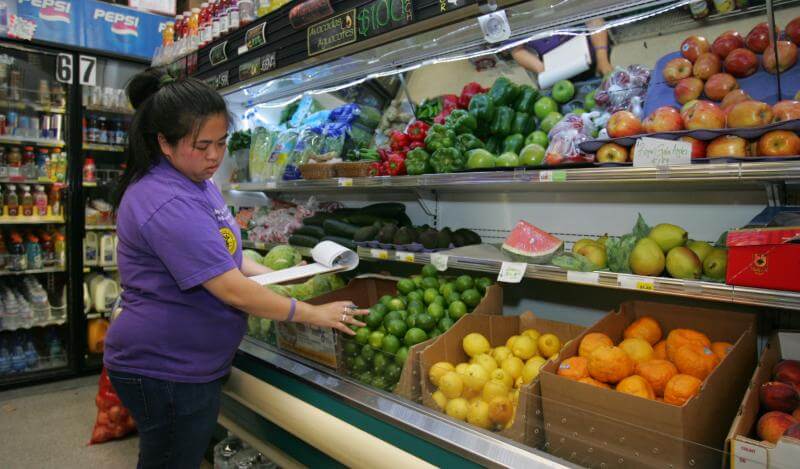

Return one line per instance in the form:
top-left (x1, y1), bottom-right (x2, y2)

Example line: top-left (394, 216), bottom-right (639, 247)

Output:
top-left (355, 327), bottom-right (371, 345)
top-left (386, 319), bottom-right (408, 338)
top-left (416, 313), bottom-right (436, 332)
top-left (461, 289), bottom-right (482, 308)
top-left (406, 291), bottom-right (423, 303)
top-left (438, 277), bottom-right (447, 287)
top-left (466, 149), bottom-right (496, 169)
top-left (495, 152), bottom-right (519, 168)
top-left (369, 331), bottom-right (385, 349)
top-left (411, 275), bottom-right (424, 288)
top-left (534, 96), bottom-right (558, 120)
top-left (433, 295), bottom-right (446, 307)
top-left (364, 309), bottom-right (385, 329)
top-left (357, 371), bottom-right (373, 383)
top-left (395, 310), bottom-right (408, 322)
top-left (395, 346), bottom-right (409, 365)
top-left (371, 375), bottom-right (387, 390)
top-left (407, 300), bottom-right (425, 316)
top-left (348, 324), bottom-right (359, 332)
top-left (372, 303), bottom-right (388, 315)
top-left (427, 303), bottom-right (445, 321)
top-left (429, 328), bottom-right (443, 339)
top-left (475, 277), bottom-right (492, 294)
top-left (421, 265), bottom-right (438, 278)
top-left (456, 275), bottom-right (474, 292)
top-left (345, 356), bottom-right (355, 369)
top-left (379, 295), bottom-right (394, 307)
top-left (388, 298), bottom-right (407, 312)
top-left (446, 292), bottom-right (461, 305)
top-left (381, 334), bottom-right (401, 355)
top-left (404, 328), bottom-right (428, 347)
top-left (449, 301), bottom-right (468, 320)
top-left (376, 325), bottom-right (386, 334)
top-left (352, 356), bottom-right (368, 372)
top-left (422, 276), bottom-right (439, 290)
top-left (423, 288), bottom-right (439, 305)
top-left (383, 311), bottom-right (402, 328)
top-left (373, 353), bottom-right (388, 374)
top-left (439, 317), bottom-right (455, 331)
top-left (384, 363), bottom-right (402, 383)
top-left (361, 344), bottom-right (375, 361)
top-left (344, 340), bottom-right (359, 357)
top-left (397, 279), bottom-right (416, 295)
top-left (406, 313), bottom-right (418, 329)
top-left (439, 282), bottom-right (457, 298)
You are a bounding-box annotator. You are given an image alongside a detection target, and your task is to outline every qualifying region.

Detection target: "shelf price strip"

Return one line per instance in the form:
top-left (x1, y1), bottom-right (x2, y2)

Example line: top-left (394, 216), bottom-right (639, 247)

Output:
top-left (497, 261), bottom-right (526, 283)
top-left (618, 274), bottom-right (655, 291)
top-left (566, 270), bottom-right (600, 285)
top-left (395, 251), bottom-right (415, 263)
top-left (430, 253), bottom-right (448, 271)
top-left (370, 249), bottom-right (389, 260)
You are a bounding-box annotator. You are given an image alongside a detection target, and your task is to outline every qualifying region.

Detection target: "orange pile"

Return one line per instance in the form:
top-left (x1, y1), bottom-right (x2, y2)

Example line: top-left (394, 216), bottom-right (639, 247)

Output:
top-left (558, 315), bottom-right (731, 406)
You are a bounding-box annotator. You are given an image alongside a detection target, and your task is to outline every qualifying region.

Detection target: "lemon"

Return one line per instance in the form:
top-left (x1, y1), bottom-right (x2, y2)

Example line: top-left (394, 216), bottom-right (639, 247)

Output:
top-left (511, 335), bottom-right (538, 360)
top-left (514, 376), bottom-right (524, 388)
top-left (488, 396), bottom-right (514, 426)
top-left (428, 361), bottom-right (455, 387)
top-left (506, 335), bottom-right (520, 350)
top-left (537, 333), bottom-right (562, 359)
top-left (445, 397), bottom-right (469, 421)
top-left (462, 364), bottom-right (490, 392)
top-left (522, 356), bottom-right (547, 384)
top-left (472, 353), bottom-right (498, 374)
top-left (482, 379), bottom-right (510, 402)
top-left (490, 368), bottom-right (514, 389)
top-left (501, 356), bottom-right (525, 380)
top-left (455, 362), bottom-right (469, 375)
top-left (463, 333), bottom-right (491, 357)
top-left (522, 328), bottom-right (542, 344)
top-left (439, 371), bottom-right (464, 399)
top-left (432, 390), bottom-right (448, 411)
top-left (491, 346), bottom-right (513, 363)
top-left (467, 399), bottom-right (493, 430)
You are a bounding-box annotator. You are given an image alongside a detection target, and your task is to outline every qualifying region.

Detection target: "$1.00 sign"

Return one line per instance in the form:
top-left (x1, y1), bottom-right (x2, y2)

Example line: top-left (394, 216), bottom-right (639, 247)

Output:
top-left (357, 0), bottom-right (413, 39)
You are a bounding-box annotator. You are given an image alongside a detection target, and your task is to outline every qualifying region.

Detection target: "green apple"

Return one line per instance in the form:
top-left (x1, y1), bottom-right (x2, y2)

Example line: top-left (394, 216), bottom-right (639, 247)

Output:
top-left (466, 149), bottom-right (496, 169)
top-left (525, 130), bottom-right (549, 148)
top-left (495, 152), bottom-right (520, 168)
top-left (539, 112), bottom-right (563, 134)
top-left (584, 89), bottom-right (598, 110)
top-left (534, 96), bottom-right (558, 120)
top-left (570, 107), bottom-right (587, 115)
top-left (552, 80), bottom-right (575, 104)
top-left (519, 144), bottom-right (546, 166)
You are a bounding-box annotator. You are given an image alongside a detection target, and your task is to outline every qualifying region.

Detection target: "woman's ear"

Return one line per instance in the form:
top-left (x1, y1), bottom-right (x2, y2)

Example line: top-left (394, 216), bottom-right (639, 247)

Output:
top-left (157, 133), bottom-right (173, 159)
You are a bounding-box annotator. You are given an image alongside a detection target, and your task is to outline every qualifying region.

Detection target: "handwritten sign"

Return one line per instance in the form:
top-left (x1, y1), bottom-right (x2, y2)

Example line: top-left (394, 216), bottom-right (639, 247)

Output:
top-left (307, 9), bottom-right (357, 56)
top-left (289, 0), bottom-right (334, 29)
top-left (430, 253), bottom-right (449, 271)
top-left (209, 41), bottom-right (228, 66)
top-left (238, 52), bottom-right (277, 82)
top-left (498, 262), bottom-right (527, 283)
top-left (633, 137), bottom-right (692, 168)
top-left (357, 0), bottom-right (413, 40)
top-left (243, 23), bottom-right (267, 54)
top-left (204, 70), bottom-right (229, 90)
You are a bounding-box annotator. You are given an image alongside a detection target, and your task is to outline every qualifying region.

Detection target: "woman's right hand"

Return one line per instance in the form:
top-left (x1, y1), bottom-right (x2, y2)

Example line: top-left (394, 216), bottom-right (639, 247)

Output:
top-left (304, 301), bottom-right (368, 335)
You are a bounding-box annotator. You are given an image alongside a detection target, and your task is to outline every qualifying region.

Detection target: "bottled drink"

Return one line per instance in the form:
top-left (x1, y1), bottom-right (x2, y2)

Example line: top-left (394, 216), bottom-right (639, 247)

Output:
top-left (189, 8), bottom-right (201, 44)
top-left (82, 117), bottom-right (88, 143)
top-left (212, 0), bottom-right (221, 39)
top-left (200, 3), bottom-right (212, 45)
top-left (26, 233), bottom-right (42, 269)
top-left (88, 117), bottom-right (98, 143)
top-left (83, 157), bottom-right (96, 183)
top-left (20, 185), bottom-right (33, 217)
top-left (174, 15), bottom-right (184, 42)
top-left (6, 184), bottom-right (18, 216)
top-left (8, 147), bottom-right (21, 181)
top-left (9, 231), bottom-right (26, 271)
top-left (49, 149), bottom-right (60, 182)
top-left (229, 0), bottom-right (240, 32)
top-left (25, 339), bottom-right (38, 369)
top-left (0, 146), bottom-right (7, 178)
top-left (257, 0), bottom-right (271, 18)
top-left (0, 344), bottom-right (10, 375)
top-left (51, 83), bottom-right (66, 108)
top-left (713, 0), bottom-right (734, 13)
top-left (38, 79), bottom-right (50, 107)
top-left (238, 0), bottom-right (254, 26)
top-left (39, 231), bottom-right (54, 266)
top-left (98, 117), bottom-right (109, 144)
top-left (9, 65), bottom-right (21, 101)
top-left (689, 0), bottom-right (710, 19)
top-left (11, 342), bottom-right (26, 373)
top-left (163, 21), bottom-right (175, 46)
top-left (22, 147), bottom-right (36, 180)
top-left (36, 149), bottom-right (48, 179)
top-left (220, 0), bottom-right (231, 34)
top-left (114, 120), bottom-right (125, 145)
top-left (50, 186), bottom-right (61, 216)
top-left (54, 231), bottom-right (65, 267)
top-left (33, 185), bottom-right (47, 216)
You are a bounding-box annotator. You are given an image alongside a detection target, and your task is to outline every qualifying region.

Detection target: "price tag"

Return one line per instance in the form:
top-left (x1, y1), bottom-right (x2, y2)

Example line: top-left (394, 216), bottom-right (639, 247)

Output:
top-left (732, 440), bottom-right (768, 469)
top-left (618, 275), bottom-right (655, 291)
top-left (396, 251), bottom-right (415, 263)
top-left (567, 271), bottom-right (599, 285)
top-left (255, 242), bottom-right (267, 250)
top-left (370, 249), bottom-right (389, 260)
top-left (633, 137), bottom-right (691, 168)
top-left (430, 253), bottom-right (449, 271)
top-left (497, 262), bottom-right (527, 283)
top-left (539, 170), bottom-right (567, 182)
top-left (338, 178), bottom-right (353, 187)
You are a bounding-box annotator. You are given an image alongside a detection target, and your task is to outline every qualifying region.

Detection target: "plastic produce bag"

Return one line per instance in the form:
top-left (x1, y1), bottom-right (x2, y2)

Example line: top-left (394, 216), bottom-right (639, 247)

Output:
top-left (288, 96), bottom-right (323, 128)
top-left (317, 124), bottom-right (347, 161)
top-left (89, 367), bottom-right (137, 444)
top-left (544, 112), bottom-right (598, 166)
top-left (266, 129), bottom-right (299, 180)
top-left (249, 127), bottom-right (278, 183)
top-left (291, 127), bottom-right (324, 166)
top-left (593, 65), bottom-right (651, 118)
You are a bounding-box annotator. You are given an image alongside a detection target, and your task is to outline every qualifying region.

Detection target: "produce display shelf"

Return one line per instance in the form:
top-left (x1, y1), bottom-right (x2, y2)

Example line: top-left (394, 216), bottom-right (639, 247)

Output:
top-left (0, 99), bottom-right (66, 114)
top-left (242, 241), bottom-right (313, 258)
top-left (233, 337), bottom-right (570, 468)
top-left (85, 225), bottom-right (116, 231)
top-left (229, 161), bottom-right (800, 193)
top-left (83, 143), bottom-right (125, 153)
top-left (0, 365), bottom-right (74, 391)
top-left (355, 247), bottom-right (800, 311)
top-left (0, 266), bottom-right (64, 277)
top-left (0, 317), bottom-right (66, 333)
top-left (83, 105), bottom-right (134, 116)
top-left (0, 216), bottom-right (65, 224)
top-left (0, 136), bottom-right (65, 148)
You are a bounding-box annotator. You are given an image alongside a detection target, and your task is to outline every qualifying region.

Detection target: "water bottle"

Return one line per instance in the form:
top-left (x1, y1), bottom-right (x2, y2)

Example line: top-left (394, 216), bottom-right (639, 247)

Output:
top-left (48, 334), bottom-right (65, 367)
top-left (25, 336), bottom-right (38, 369)
top-left (0, 342), bottom-right (11, 375)
top-left (214, 434), bottom-right (243, 469)
top-left (11, 340), bottom-right (27, 373)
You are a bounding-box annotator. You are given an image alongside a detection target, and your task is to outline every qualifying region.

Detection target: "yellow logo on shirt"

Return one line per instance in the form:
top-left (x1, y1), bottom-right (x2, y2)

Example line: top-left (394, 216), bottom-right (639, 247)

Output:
top-left (219, 227), bottom-right (237, 255)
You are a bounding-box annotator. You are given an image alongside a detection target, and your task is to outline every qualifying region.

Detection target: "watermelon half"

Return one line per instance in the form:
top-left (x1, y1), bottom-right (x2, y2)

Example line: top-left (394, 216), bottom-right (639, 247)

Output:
top-left (501, 220), bottom-right (564, 264)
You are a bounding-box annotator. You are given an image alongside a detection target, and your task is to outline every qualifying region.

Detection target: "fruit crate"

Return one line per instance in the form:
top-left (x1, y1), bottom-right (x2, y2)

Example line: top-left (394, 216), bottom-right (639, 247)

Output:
top-left (728, 331), bottom-right (800, 468)
top-left (539, 300), bottom-right (757, 469)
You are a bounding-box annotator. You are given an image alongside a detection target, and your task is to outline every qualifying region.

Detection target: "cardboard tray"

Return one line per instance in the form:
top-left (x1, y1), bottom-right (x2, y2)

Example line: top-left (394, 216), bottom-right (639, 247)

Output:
top-left (539, 300), bottom-right (757, 469)
top-left (727, 331), bottom-right (800, 469)
top-left (419, 312), bottom-right (585, 446)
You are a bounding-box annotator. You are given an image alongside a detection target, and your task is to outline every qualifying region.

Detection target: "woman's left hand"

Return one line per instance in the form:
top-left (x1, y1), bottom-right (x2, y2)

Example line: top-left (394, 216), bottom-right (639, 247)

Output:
top-left (305, 301), bottom-right (368, 335)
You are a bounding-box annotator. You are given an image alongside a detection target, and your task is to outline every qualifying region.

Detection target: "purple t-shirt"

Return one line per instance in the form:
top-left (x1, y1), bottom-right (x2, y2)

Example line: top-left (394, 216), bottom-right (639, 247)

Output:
top-left (104, 158), bottom-right (245, 383)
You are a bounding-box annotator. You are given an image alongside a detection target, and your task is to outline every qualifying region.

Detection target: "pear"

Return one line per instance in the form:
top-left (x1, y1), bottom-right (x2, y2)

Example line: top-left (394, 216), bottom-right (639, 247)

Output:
top-left (666, 247), bottom-right (702, 280)
top-left (577, 244), bottom-right (608, 269)
top-left (648, 223), bottom-right (688, 253)
top-left (573, 238), bottom-right (599, 254)
top-left (596, 235), bottom-right (609, 248)
top-left (630, 238), bottom-right (666, 276)
top-left (686, 240), bottom-right (714, 263)
top-left (703, 248), bottom-right (728, 280)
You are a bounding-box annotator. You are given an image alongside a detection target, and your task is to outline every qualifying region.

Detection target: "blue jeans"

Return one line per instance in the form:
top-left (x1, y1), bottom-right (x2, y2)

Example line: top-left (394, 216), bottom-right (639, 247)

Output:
top-left (107, 370), bottom-right (225, 469)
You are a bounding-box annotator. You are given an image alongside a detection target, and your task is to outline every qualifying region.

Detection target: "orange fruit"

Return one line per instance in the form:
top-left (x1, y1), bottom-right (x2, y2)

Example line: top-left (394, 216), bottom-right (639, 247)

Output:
top-left (623, 316), bottom-right (663, 345)
top-left (577, 376), bottom-right (611, 389)
top-left (711, 342), bottom-right (733, 361)
top-left (636, 359), bottom-right (678, 397)
top-left (666, 329), bottom-right (711, 363)
top-left (579, 333), bottom-right (614, 358)
top-left (557, 356), bottom-right (589, 381)
top-left (618, 338), bottom-right (654, 365)
top-left (588, 346), bottom-right (634, 384)
top-left (663, 374), bottom-right (702, 406)
top-left (616, 375), bottom-right (656, 400)
top-left (672, 343), bottom-right (720, 380)
top-left (653, 341), bottom-right (668, 360)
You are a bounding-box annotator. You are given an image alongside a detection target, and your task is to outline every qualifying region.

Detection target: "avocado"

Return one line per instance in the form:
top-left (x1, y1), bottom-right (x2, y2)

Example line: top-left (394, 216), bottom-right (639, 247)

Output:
top-left (393, 226), bottom-right (415, 245)
top-left (452, 231), bottom-right (468, 247)
top-left (455, 228), bottom-right (482, 246)
top-left (419, 229), bottom-right (439, 249)
top-left (377, 224), bottom-right (397, 244)
top-left (436, 230), bottom-right (452, 249)
top-left (353, 225), bottom-right (379, 242)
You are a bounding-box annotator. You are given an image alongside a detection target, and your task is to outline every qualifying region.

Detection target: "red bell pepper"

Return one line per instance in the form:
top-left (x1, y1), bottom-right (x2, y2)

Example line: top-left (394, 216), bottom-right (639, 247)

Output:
top-left (433, 94), bottom-right (460, 124)
top-left (369, 162), bottom-right (384, 176)
top-left (378, 148), bottom-right (390, 162)
top-left (389, 131), bottom-right (411, 151)
top-left (408, 141), bottom-right (426, 151)
top-left (407, 121), bottom-right (430, 142)
top-left (458, 82), bottom-right (488, 109)
top-left (386, 153), bottom-right (406, 176)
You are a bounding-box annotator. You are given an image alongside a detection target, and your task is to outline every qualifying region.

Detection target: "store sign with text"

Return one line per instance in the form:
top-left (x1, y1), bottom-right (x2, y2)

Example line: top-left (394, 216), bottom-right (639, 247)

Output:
top-left (307, 9), bottom-right (357, 56)
top-left (357, 0), bottom-right (413, 39)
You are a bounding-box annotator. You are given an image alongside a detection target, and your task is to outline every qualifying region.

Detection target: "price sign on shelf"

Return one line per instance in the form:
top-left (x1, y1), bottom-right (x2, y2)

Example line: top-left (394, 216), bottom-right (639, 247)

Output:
top-left (370, 249), bottom-right (389, 260)
top-left (430, 253), bottom-right (449, 271)
top-left (396, 251), bottom-right (415, 263)
top-left (338, 178), bottom-right (353, 187)
top-left (567, 270), bottom-right (599, 285)
top-left (633, 137), bottom-right (691, 169)
top-left (618, 274), bottom-right (655, 291)
top-left (498, 262), bottom-right (527, 283)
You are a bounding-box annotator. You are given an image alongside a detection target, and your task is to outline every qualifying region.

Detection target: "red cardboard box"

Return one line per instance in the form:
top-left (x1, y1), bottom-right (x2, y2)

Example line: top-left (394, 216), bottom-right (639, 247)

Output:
top-left (726, 227), bottom-right (800, 292)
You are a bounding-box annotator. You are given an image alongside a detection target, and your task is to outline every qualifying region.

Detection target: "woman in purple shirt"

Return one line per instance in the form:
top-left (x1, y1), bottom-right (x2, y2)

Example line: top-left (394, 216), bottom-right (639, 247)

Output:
top-left (104, 69), bottom-right (367, 468)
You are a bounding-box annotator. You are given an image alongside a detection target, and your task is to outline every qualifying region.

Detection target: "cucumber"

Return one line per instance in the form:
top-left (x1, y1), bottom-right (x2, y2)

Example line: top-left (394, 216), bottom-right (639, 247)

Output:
top-left (353, 225), bottom-right (379, 242)
top-left (359, 203), bottom-right (406, 218)
top-left (303, 213), bottom-right (335, 226)
top-left (288, 234), bottom-right (319, 248)
top-left (322, 236), bottom-right (357, 250)
top-left (294, 225), bottom-right (325, 238)
top-left (323, 219), bottom-right (360, 238)
top-left (346, 213), bottom-right (390, 226)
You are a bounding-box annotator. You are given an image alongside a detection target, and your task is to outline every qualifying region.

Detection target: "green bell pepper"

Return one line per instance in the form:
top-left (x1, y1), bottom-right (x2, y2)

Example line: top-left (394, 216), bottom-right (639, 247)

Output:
top-left (430, 147), bottom-right (465, 173)
top-left (503, 134), bottom-right (525, 154)
top-left (455, 133), bottom-right (485, 153)
top-left (444, 109), bottom-right (478, 135)
top-left (489, 77), bottom-right (518, 107)
top-left (468, 93), bottom-right (495, 127)
top-left (511, 111), bottom-right (535, 136)
top-left (516, 85), bottom-right (538, 114)
top-left (490, 106), bottom-right (515, 136)
top-left (405, 148), bottom-right (432, 176)
top-left (423, 124), bottom-right (456, 153)
top-left (485, 136), bottom-right (502, 155)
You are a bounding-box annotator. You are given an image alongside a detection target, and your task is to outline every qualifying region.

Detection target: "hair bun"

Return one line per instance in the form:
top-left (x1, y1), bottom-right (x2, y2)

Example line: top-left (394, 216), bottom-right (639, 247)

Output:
top-left (126, 68), bottom-right (168, 110)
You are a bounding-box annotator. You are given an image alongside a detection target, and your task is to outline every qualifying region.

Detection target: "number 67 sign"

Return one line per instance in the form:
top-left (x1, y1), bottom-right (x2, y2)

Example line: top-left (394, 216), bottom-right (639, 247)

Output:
top-left (56, 54), bottom-right (97, 86)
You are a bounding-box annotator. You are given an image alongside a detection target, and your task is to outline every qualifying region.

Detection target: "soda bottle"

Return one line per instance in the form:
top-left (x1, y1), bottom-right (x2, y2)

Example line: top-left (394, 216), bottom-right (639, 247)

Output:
top-left (200, 2), bottom-right (212, 46)
top-left (114, 120), bottom-right (125, 145)
top-left (33, 185), bottom-right (47, 216)
top-left (98, 117), bottom-right (109, 144)
top-left (88, 117), bottom-right (98, 143)
top-left (189, 8), bottom-right (201, 44)
top-left (6, 184), bottom-right (19, 216)
top-left (162, 21), bottom-right (175, 46)
top-left (36, 149), bottom-right (48, 179)
top-left (20, 185), bottom-right (33, 217)
top-left (83, 157), bottom-right (96, 183)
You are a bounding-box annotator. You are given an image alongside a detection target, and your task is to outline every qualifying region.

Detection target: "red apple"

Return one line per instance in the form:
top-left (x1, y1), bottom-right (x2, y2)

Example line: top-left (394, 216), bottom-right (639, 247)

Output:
top-left (680, 136), bottom-right (708, 159)
top-left (681, 99), bottom-right (700, 120)
top-left (681, 35), bottom-right (711, 63)
top-left (757, 411), bottom-right (798, 444)
top-left (663, 57), bottom-right (693, 86)
top-left (704, 73), bottom-right (738, 101)
top-left (757, 130), bottom-right (800, 157)
top-left (693, 53), bottom-right (722, 80)
top-left (763, 41), bottom-right (798, 74)
top-left (628, 145), bottom-right (635, 162)
top-left (773, 100), bottom-right (800, 122)
top-left (725, 48), bottom-right (759, 78)
top-left (596, 143), bottom-right (629, 163)
top-left (607, 111), bottom-right (643, 138)
top-left (787, 17), bottom-right (800, 46)
top-left (761, 381), bottom-right (800, 413)
top-left (706, 135), bottom-right (750, 158)
top-left (643, 106), bottom-right (684, 133)
top-left (746, 22), bottom-right (775, 54)
top-left (774, 360), bottom-right (800, 389)
top-left (721, 89), bottom-right (752, 112)
top-left (727, 100), bottom-right (774, 128)
top-left (712, 31), bottom-right (746, 59)
top-left (675, 77), bottom-right (704, 105)
top-left (684, 100), bottom-right (726, 130)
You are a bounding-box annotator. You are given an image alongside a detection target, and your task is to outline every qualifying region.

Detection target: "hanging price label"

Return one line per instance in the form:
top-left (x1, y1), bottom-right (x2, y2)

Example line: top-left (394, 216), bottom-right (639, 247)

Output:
top-left (618, 275), bottom-right (655, 291)
top-left (430, 253), bottom-right (449, 271)
top-left (396, 251), bottom-right (415, 263)
top-left (338, 178), bottom-right (353, 187)
top-left (567, 271), bottom-right (600, 285)
top-left (370, 249), bottom-right (389, 260)
top-left (498, 262), bottom-right (527, 283)
top-left (538, 170), bottom-right (567, 182)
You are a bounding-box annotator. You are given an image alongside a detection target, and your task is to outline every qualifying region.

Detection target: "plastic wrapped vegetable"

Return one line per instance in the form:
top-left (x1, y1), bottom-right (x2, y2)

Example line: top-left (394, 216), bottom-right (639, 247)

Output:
top-left (433, 95), bottom-right (460, 125)
top-left (416, 97), bottom-right (442, 124)
top-left (544, 112), bottom-right (599, 166)
top-left (489, 77), bottom-right (518, 107)
top-left (430, 147), bottom-right (465, 173)
top-left (424, 124), bottom-right (456, 152)
top-left (455, 133), bottom-right (485, 153)
top-left (405, 148), bottom-right (431, 175)
top-left (516, 85), bottom-right (538, 114)
top-left (291, 127), bottom-right (324, 166)
top-left (90, 368), bottom-right (136, 444)
top-left (355, 105), bottom-right (382, 129)
top-left (267, 129), bottom-right (299, 179)
top-left (468, 93), bottom-right (495, 126)
top-left (318, 124), bottom-right (347, 160)
top-left (289, 96), bottom-right (323, 128)
top-left (249, 126), bottom-right (277, 183)
top-left (490, 106), bottom-right (515, 136)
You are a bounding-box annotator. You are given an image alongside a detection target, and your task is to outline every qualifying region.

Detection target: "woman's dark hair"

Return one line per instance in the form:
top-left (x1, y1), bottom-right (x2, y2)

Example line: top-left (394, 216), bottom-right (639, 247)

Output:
top-left (115, 68), bottom-right (229, 207)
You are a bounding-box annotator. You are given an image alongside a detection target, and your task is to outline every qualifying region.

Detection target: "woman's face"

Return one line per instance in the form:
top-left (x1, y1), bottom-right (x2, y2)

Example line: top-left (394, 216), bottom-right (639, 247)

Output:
top-left (158, 113), bottom-right (228, 182)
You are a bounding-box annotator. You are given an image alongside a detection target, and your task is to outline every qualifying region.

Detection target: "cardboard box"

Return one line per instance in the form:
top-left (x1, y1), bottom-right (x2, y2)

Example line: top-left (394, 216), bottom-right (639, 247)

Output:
top-left (727, 331), bottom-right (800, 469)
top-left (419, 312), bottom-right (584, 446)
top-left (540, 301), bottom-right (757, 468)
